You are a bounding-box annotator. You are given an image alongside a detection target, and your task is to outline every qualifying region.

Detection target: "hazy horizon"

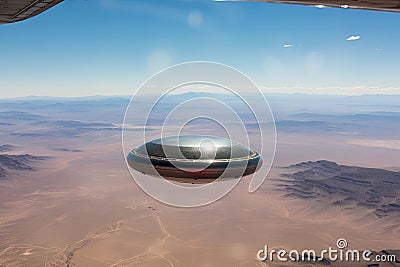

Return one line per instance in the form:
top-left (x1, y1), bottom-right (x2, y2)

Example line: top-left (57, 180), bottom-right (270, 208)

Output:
top-left (2, 90), bottom-right (400, 100)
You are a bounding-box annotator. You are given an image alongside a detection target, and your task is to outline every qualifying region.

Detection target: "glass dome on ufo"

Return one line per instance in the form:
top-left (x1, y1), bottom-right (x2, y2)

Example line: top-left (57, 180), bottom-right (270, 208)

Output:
top-left (127, 135), bottom-right (262, 181)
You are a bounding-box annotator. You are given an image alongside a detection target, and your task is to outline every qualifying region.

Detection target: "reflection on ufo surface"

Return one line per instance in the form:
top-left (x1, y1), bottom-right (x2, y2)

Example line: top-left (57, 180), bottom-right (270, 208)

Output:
top-left (127, 135), bottom-right (262, 182)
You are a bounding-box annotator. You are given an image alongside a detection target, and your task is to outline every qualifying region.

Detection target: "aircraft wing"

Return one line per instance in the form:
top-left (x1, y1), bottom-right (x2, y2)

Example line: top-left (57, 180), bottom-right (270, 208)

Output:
top-left (0, 0), bottom-right (398, 25)
top-left (233, 0), bottom-right (400, 12)
top-left (0, 0), bottom-right (63, 24)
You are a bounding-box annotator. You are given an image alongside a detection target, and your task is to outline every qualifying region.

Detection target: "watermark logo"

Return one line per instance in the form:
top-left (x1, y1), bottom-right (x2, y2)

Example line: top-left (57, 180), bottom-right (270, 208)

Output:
top-left (336, 238), bottom-right (348, 249)
top-left (122, 62), bottom-right (276, 207)
top-left (257, 238), bottom-right (397, 263)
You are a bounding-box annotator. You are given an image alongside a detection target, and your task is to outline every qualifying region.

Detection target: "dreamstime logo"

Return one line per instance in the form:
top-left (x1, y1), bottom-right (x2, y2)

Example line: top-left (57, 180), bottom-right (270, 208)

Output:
top-left (122, 62), bottom-right (276, 207)
top-left (257, 238), bottom-right (398, 263)
top-left (336, 238), bottom-right (348, 249)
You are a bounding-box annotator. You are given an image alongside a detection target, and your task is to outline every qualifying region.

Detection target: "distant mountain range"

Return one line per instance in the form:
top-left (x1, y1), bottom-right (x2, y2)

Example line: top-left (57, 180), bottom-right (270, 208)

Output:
top-left (275, 160), bottom-right (400, 219)
top-left (0, 153), bottom-right (48, 179)
top-left (0, 144), bottom-right (15, 152)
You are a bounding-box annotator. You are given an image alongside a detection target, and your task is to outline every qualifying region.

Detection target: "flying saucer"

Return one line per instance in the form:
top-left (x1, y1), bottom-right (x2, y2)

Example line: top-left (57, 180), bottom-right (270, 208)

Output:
top-left (127, 135), bottom-right (262, 182)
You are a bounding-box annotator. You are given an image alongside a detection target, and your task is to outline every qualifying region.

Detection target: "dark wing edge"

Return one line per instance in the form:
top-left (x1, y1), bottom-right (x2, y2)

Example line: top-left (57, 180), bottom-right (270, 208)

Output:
top-left (1, 0), bottom-right (398, 26)
top-left (220, 0), bottom-right (400, 12)
top-left (0, 0), bottom-right (63, 24)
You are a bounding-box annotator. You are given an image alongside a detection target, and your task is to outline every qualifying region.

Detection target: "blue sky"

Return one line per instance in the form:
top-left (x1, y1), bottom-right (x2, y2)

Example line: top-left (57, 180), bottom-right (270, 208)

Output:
top-left (1, 0), bottom-right (400, 97)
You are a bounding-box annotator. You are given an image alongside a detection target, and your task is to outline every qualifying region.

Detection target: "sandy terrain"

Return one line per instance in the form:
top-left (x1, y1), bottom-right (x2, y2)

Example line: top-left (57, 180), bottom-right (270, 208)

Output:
top-left (0, 135), bottom-right (398, 266)
top-left (0, 95), bottom-right (399, 266)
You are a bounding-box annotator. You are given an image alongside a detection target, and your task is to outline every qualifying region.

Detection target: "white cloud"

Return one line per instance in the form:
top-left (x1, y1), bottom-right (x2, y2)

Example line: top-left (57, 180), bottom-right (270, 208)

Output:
top-left (346, 35), bottom-right (361, 41)
top-left (283, 44), bottom-right (294, 48)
